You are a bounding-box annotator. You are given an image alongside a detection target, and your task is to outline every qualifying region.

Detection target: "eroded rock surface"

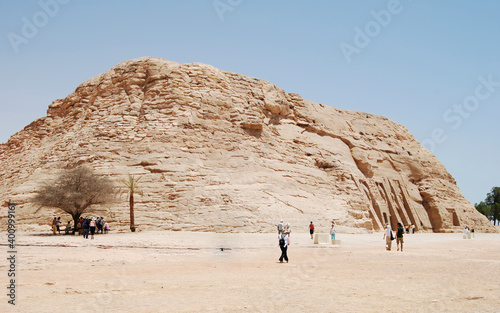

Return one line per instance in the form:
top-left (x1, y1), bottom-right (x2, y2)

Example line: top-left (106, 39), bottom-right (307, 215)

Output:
top-left (0, 57), bottom-right (494, 233)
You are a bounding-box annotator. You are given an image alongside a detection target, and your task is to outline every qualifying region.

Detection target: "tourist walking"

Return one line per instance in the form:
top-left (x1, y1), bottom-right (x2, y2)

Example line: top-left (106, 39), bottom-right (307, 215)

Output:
top-left (330, 223), bottom-right (336, 241)
top-left (278, 231), bottom-right (290, 263)
top-left (309, 221), bottom-right (315, 239)
top-left (396, 222), bottom-right (404, 251)
top-left (383, 223), bottom-right (393, 251)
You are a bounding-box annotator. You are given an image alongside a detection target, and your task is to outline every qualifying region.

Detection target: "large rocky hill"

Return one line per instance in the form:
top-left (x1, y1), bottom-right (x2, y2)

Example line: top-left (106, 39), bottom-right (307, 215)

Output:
top-left (0, 57), bottom-right (494, 233)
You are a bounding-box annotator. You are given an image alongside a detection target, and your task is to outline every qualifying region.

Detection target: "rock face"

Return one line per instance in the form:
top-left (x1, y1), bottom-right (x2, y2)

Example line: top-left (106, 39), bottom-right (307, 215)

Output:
top-left (0, 57), bottom-right (494, 233)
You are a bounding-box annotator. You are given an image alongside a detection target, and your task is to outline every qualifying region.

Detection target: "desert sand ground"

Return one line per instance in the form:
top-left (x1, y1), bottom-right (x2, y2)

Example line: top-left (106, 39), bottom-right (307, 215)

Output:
top-left (1, 229), bottom-right (499, 313)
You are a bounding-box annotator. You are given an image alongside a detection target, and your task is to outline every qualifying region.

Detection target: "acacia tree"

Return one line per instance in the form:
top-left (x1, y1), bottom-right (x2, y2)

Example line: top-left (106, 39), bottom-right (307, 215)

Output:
top-left (122, 174), bottom-right (141, 232)
top-left (33, 165), bottom-right (115, 232)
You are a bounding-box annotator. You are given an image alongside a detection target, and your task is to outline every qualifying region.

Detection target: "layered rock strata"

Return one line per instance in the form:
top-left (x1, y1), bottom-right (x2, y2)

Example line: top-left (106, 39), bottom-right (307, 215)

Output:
top-left (0, 57), bottom-right (494, 233)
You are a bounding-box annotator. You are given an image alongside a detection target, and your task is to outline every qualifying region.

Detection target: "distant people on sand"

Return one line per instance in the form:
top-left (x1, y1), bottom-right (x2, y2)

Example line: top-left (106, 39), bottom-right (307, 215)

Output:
top-left (383, 223), bottom-right (393, 251)
top-left (330, 223), bottom-right (336, 241)
top-left (50, 216), bottom-right (109, 237)
top-left (396, 222), bottom-right (404, 252)
top-left (471, 227), bottom-right (475, 238)
top-left (463, 226), bottom-right (469, 239)
top-left (309, 221), bottom-right (315, 239)
top-left (278, 230), bottom-right (290, 263)
top-left (277, 220), bottom-right (284, 235)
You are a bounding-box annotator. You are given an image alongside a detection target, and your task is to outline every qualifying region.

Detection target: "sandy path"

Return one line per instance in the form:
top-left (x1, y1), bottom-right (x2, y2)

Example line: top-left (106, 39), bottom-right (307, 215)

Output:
top-left (2, 231), bottom-right (499, 312)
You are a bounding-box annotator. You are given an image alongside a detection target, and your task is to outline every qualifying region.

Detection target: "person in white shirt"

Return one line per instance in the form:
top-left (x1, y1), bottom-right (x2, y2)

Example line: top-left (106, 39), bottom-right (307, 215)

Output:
top-left (89, 217), bottom-right (97, 240)
top-left (278, 232), bottom-right (290, 263)
top-left (383, 224), bottom-right (393, 251)
top-left (277, 220), bottom-right (284, 234)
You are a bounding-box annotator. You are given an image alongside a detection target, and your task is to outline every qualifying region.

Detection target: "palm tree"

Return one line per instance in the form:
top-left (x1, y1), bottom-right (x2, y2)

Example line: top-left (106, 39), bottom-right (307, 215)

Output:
top-left (122, 174), bottom-right (142, 232)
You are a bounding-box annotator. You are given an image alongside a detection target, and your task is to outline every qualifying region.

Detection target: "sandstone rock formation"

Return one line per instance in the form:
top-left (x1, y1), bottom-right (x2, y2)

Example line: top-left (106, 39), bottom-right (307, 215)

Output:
top-left (0, 57), bottom-right (495, 233)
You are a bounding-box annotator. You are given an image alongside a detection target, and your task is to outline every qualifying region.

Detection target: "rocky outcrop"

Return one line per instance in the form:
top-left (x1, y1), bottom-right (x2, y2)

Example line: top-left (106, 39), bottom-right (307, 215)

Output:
top-left (0, 57), bottom-right (494, 233)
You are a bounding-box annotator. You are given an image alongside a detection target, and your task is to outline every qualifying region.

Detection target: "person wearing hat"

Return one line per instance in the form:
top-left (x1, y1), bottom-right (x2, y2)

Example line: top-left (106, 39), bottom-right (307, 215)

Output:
top-left (278, 231), bottom-right (290, 263)
top-left (277, 220), bottom-right (284, 235)
top-left (309, 221), bottom-right (315, 239)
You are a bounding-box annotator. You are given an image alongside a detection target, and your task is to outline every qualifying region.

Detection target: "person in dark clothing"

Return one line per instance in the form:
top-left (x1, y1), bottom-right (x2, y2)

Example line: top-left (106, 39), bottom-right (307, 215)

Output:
top-left (396, 222), bottom-right (404, 252)
top-left (97, 217), bottom-right (104, 234)
top-left (278, 232), bottom-right (290, 263)
top-left (82, 218), bottom-right (90, 239)
top-left (309, 221), bottom-right (315, 239)
top-left (56, 217), bottom-right (62, 234)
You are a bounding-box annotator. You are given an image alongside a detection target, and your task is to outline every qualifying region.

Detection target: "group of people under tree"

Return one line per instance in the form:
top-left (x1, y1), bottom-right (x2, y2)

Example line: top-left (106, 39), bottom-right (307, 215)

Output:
top-left (52, 216), bottom-right (110, 238)
top-left (76, 216), bottom-right (110, 239)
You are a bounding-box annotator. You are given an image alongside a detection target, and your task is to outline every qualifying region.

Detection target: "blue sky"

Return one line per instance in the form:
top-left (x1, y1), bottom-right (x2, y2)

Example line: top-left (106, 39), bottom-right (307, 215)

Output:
top-left (1, 0), bottom-right (499, 205)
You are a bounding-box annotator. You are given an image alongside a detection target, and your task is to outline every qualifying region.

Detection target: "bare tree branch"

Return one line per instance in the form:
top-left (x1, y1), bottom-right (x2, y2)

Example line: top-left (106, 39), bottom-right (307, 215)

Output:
top-left (32, 165), bottom-right (115, 231)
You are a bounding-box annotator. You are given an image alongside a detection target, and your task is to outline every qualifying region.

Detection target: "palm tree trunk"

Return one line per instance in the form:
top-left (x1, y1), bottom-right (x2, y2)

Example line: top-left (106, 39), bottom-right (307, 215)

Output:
top-left (130, 192), bottom-right (135, 232)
